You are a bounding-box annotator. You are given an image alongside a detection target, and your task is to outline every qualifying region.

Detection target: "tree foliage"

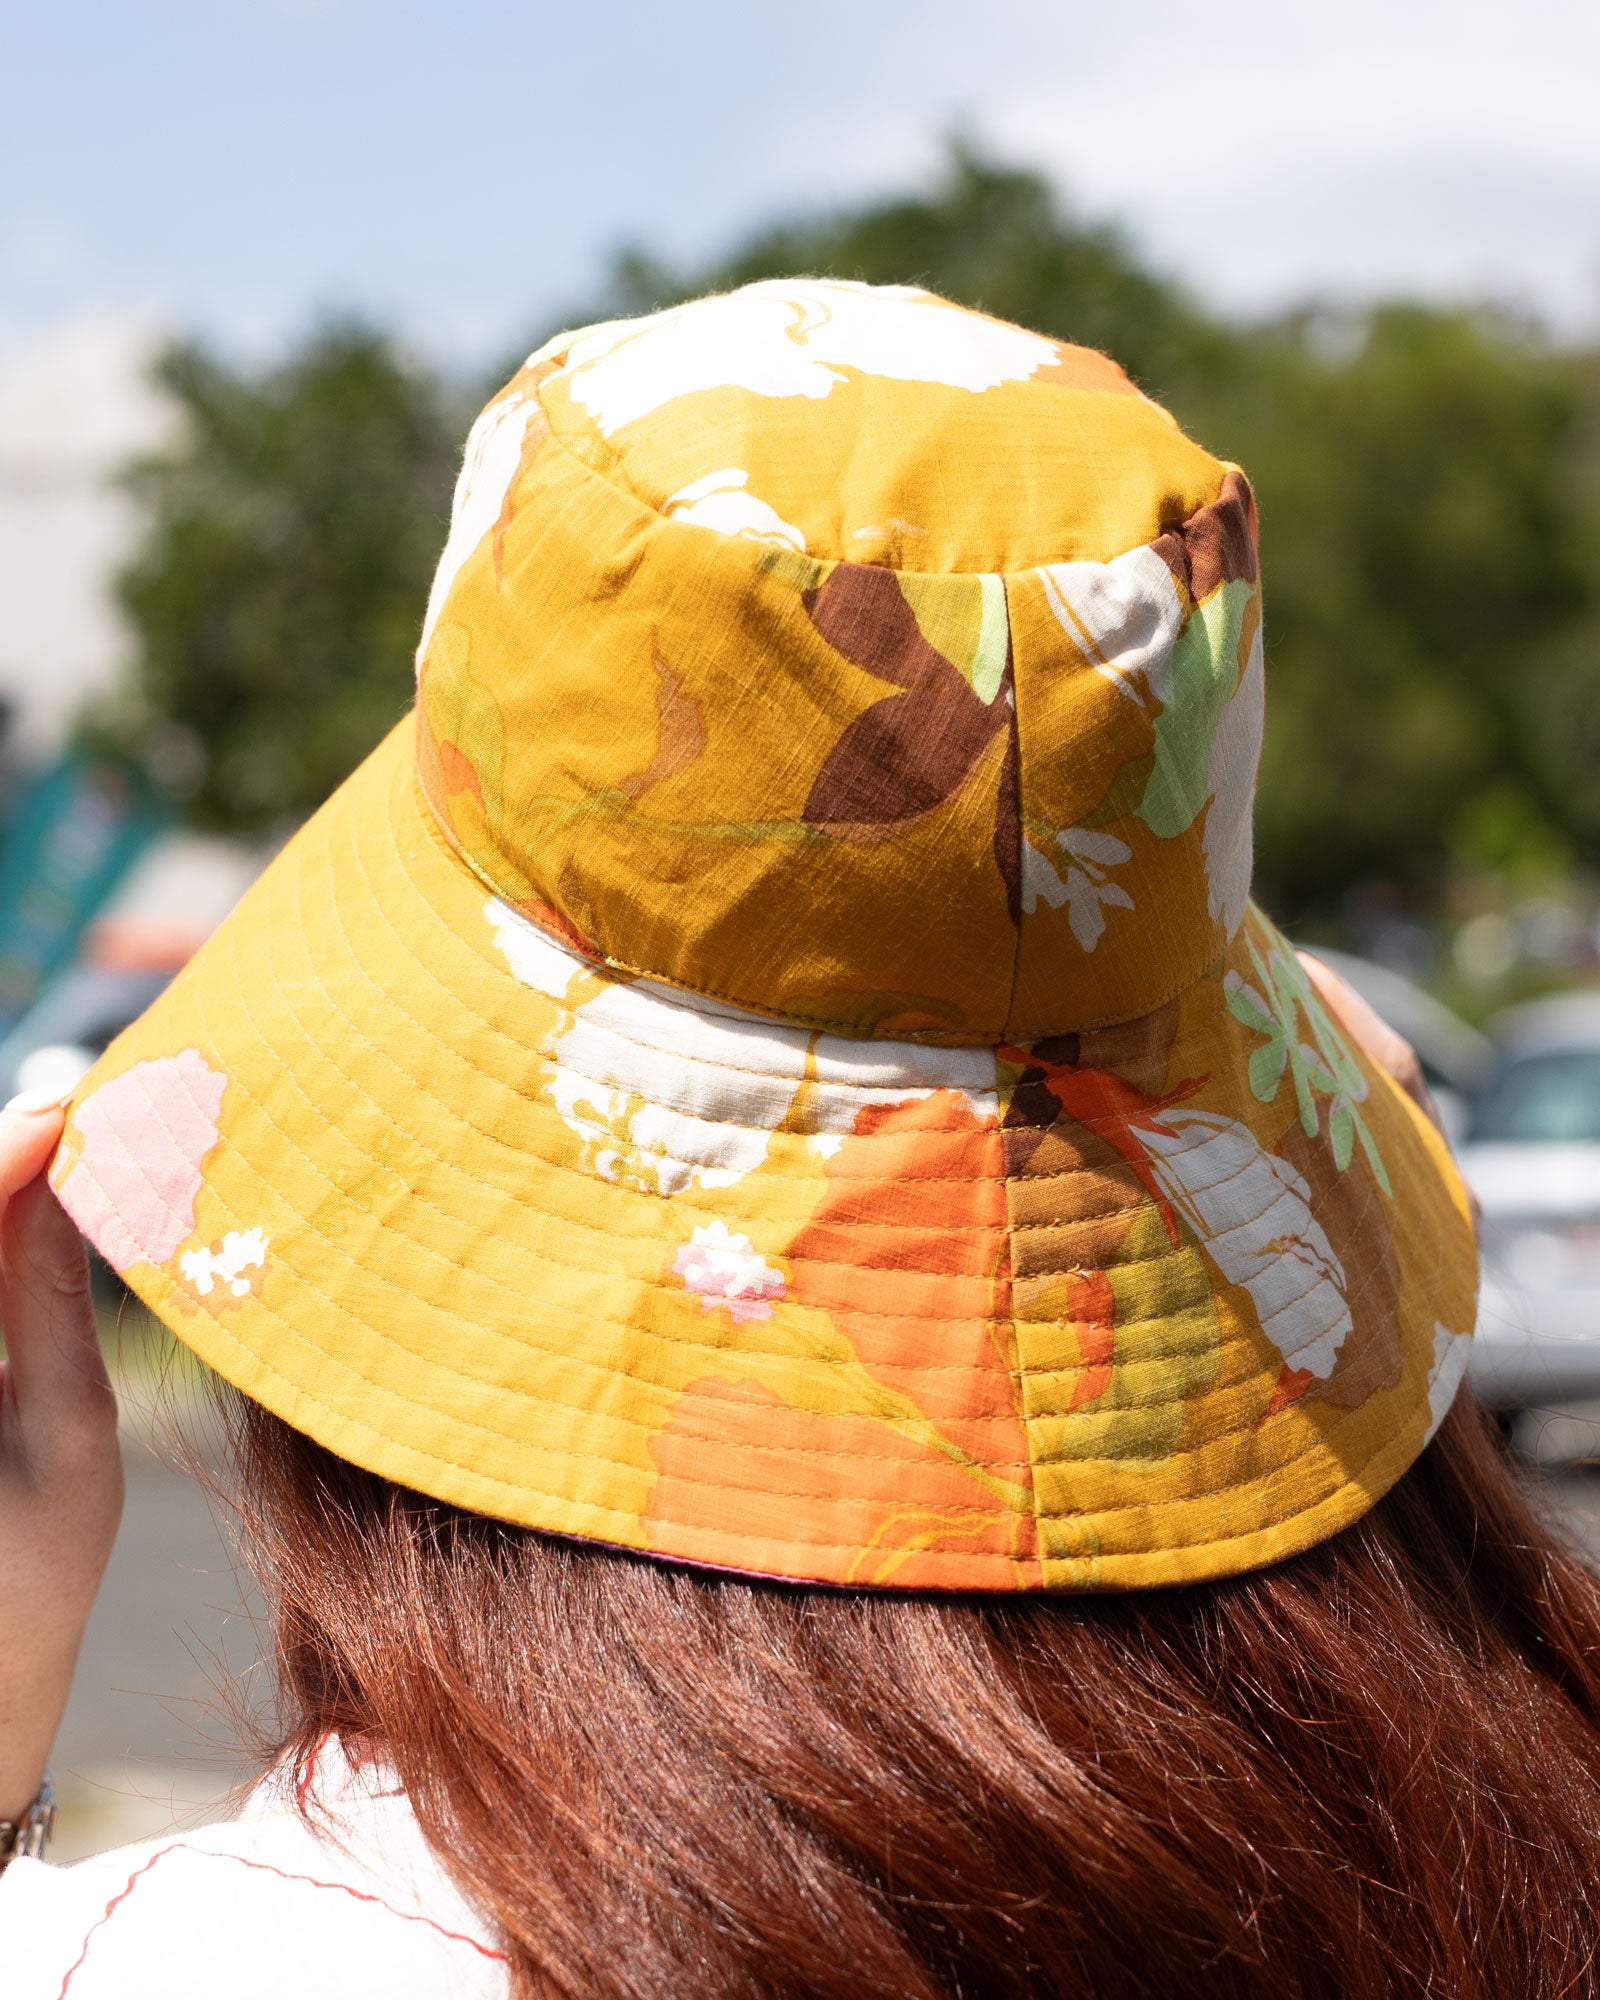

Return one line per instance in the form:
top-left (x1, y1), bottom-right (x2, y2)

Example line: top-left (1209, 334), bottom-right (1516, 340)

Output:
top-left (599, 146), bottom-right (1236, 407)
top-left (113, 150), bottom-right (1600, 925)
top-left (1232, 311), bottom-right (1597, 914)
top-left (112, 326), bottom-right (462, 832)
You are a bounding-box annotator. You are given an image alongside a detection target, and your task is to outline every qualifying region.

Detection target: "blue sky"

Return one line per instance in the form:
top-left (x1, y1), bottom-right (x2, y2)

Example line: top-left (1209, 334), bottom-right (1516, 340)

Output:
top-left (5, 0), bottom-right (1600, 365)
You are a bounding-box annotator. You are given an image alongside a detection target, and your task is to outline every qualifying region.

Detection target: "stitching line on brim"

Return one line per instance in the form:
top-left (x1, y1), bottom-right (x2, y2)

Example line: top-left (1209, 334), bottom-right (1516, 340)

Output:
top-left (217, 737), bottom-right (1462, 1395)
top-left (114, 726), bottom-right (1465, 1558)
top-left (233, 818), bottom-right (1208, 1354)
top-left (150, 1201), bottom-right (1418, 1562)
top-left (392, 751), bottom-right (1472, 1443)
top-left (308, 760), bottom-right (1330, 1312)
top-left (387, 837), bottom-right (1373, 1340)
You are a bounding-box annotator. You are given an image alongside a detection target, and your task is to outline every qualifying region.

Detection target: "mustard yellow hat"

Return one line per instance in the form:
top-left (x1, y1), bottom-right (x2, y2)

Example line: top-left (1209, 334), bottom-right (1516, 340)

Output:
top-left (54, 280), bottom-right (1477, 1591)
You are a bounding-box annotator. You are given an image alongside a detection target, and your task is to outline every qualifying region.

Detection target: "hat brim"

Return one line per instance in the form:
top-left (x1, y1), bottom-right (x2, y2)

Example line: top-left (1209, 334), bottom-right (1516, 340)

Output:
top-left (53, 716), bottom-right (1478, 1591)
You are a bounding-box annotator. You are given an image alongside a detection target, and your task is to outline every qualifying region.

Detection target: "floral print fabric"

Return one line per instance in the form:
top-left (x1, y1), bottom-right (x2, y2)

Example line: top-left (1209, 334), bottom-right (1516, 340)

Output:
top-left (413, 279), bottom-right (1241, 1039)
top-left (52, 284), bottom-right (1478, 1592)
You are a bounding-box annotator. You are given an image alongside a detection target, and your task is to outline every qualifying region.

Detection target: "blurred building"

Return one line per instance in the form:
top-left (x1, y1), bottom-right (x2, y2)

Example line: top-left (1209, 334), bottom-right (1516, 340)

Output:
top-left (0, 316), bottom-right (173, 761)
top-left (0, 323), bottom-right (265, 1046)
top-left (82, 830), bottom-right (270, 975)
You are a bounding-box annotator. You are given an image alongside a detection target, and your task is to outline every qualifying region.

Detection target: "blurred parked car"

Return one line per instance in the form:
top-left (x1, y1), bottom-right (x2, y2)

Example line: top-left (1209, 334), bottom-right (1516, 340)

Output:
top-left (0, 829), bottom-right (267, 1103)
top-left (0, 962), bottom-right (172, 1102)
top-left (1294, 949), bottom-right (1600, 1413)
top-left (1458, 994), bottom-right (1600, 1409)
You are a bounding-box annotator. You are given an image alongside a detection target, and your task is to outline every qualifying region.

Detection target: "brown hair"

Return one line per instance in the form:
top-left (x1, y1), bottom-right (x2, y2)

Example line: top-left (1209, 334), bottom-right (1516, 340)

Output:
top-left (230, 1391), bottom-right (1600, 1999)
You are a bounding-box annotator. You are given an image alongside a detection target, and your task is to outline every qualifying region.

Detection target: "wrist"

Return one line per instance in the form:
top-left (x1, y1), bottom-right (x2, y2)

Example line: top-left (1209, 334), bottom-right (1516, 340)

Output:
top-left (0, 1773), bottom-right (55, 1873)
top-left (0, 1618), bottom-right (91, 1822)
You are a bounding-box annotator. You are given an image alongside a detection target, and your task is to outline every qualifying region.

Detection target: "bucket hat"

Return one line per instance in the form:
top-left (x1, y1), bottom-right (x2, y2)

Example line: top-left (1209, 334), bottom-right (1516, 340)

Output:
top-left (52, 280), bottom-right (1477, 1591)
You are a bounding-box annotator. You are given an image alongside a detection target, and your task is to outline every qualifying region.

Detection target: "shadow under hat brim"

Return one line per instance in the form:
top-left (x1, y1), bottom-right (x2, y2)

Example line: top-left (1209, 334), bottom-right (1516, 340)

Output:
top-left (52, 715), bottom-right (1479, 1592)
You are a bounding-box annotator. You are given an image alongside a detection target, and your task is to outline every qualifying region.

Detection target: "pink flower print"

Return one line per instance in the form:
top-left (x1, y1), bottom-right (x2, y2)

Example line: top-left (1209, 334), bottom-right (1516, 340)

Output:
top-left (55, 1050), bottom-right (227, 1273)
top-left (672, 1221), bottom-right (785, 1323)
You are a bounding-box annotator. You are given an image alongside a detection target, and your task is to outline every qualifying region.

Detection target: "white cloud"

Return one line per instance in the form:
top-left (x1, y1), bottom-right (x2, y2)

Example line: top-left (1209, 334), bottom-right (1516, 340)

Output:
top-left (751, 0), bottom-right (1600, 331)
top-left (7, 0), bottom-right (1600, 362)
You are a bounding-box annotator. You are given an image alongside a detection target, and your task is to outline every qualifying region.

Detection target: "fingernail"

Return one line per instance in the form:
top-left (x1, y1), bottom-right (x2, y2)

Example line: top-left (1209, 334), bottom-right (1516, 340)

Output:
top-left (3, 1086), bottom-right (75, 1115)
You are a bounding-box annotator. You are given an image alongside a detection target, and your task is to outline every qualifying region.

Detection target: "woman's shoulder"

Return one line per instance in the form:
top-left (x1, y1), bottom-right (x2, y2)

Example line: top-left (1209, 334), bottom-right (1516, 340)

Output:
top-left (0, 1740), bottom-right (509, 1999)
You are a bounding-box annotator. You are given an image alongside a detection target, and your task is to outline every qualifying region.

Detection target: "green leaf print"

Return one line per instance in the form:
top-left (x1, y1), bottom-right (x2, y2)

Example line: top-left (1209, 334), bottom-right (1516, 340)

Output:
top-left (1224, 931), bottom-right (1392, 1197)
top-left (1135, 578), bottom-right (1253, 841)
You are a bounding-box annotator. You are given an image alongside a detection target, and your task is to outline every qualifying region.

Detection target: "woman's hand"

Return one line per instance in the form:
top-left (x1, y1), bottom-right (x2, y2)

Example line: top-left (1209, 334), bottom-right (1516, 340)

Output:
top-left (0, 1099), bottom-right (122, 1826)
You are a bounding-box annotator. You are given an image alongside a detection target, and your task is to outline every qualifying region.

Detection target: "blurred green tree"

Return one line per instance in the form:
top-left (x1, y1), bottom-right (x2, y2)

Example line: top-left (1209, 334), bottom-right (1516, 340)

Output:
top-left (1231, 309), bottom-right (1599, 917)
top-left (110, 325), bottom-right (462, 833)
top-left (594, 145), bottom-right (1237, 407)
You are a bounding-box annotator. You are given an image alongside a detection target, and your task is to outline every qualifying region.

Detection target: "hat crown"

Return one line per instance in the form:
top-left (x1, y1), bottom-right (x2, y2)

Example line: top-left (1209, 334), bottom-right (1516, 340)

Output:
top-left (414, 280), bottom-right (1264, 1042)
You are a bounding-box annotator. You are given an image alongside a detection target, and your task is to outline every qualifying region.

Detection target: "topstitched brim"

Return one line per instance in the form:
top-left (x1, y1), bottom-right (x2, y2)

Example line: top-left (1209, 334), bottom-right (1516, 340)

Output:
top-left (51, 716), bottom-right (1479, 1591)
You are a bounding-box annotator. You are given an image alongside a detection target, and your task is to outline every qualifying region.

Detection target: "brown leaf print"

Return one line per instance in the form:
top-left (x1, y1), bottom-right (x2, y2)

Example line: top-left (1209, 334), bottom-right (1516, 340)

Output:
top-left (1076, 999), bottom-right (1183, 1101)
top-left (1001, 1001), bottom-right (1182, 1167)
top-left (618, 645), bottom-right (707, 800)
top-left (491, 356), bottom-right (561, 585)
top-left (993, 708), bottom-right (1022, 924)
top-left (1151, 468), bottom-right (1259, 604)
top-left (802, 565), bottom-right (1017, 893)
top-left (1004, 1105), bottom-right (1153, 1276)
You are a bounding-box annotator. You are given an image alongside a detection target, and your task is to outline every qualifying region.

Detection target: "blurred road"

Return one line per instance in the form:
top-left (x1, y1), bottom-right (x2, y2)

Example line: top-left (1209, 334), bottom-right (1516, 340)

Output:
top-left (50, 1388), bottom-right (268, 1863)
top-left (49, 1391), bottom-right (1600, 1864)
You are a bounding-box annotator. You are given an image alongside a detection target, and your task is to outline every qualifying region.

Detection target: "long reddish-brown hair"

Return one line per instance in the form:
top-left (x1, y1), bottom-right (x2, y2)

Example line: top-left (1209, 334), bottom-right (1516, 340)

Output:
top-left (227, 1390), bottom-right (1600, 1998)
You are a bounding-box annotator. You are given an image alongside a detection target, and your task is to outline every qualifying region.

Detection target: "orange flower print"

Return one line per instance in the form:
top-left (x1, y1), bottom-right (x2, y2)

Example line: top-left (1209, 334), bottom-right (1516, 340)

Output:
top-left (645, 1088), bottom-right (1041, 1589)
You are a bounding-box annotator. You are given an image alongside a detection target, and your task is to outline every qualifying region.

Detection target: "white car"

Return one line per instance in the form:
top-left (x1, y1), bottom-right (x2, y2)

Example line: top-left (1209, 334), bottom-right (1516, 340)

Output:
top-left (1456, 994), bottom-right (1600, 1408)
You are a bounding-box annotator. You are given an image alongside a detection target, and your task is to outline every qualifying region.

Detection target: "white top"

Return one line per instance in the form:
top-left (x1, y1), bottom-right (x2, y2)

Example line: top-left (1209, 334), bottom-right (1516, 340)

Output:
top-left (0, 1741), bottom-right (510, 1998)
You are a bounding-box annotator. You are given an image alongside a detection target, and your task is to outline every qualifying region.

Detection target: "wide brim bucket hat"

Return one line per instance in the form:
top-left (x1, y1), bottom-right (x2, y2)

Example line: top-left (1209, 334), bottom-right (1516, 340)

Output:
top-left (53, 280), bottom-right (1478, 1592)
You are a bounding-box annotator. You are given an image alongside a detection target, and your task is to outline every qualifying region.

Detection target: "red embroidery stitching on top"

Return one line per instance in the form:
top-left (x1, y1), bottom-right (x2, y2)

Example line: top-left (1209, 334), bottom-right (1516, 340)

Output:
top-left (56, 1840), bottom-right (507, 1993)
top-left (297, 1732), bottom-right (332, 1811)
top-left (56, 1845), bottom-right (184, 1999)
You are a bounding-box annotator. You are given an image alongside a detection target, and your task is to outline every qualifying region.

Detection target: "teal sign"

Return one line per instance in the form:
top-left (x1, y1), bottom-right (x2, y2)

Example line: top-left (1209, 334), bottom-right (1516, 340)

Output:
top-left (0, 758), bottom-right (167, 1031)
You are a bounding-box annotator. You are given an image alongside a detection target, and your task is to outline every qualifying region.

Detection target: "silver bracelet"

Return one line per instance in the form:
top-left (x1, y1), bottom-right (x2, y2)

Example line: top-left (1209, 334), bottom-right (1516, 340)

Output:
top-left (0, 1774), bottom-right (56, 1872)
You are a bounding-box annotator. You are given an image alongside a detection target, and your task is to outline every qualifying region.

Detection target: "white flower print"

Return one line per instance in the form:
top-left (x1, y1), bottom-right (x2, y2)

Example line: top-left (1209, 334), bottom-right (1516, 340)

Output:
top-left (1020, 827), bottom-right (1134, 949)
top-left (486, 899), bottom-right (999, 1196)
top-left (179, 1227), bottom-right (268, 1300)
top-left (663, 468), bottom-right (807, 551)
top-left (673, 1221), bottom-right (785, 1323)
top-left (547, 280), bottom-right (1060, 437)
top-left (1035, 540), bottom-right (1264, 939)
top-left (416, 389), bottom-right (543, 662)
top-left (1424, 1320), bottom-right (1472, 1441)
